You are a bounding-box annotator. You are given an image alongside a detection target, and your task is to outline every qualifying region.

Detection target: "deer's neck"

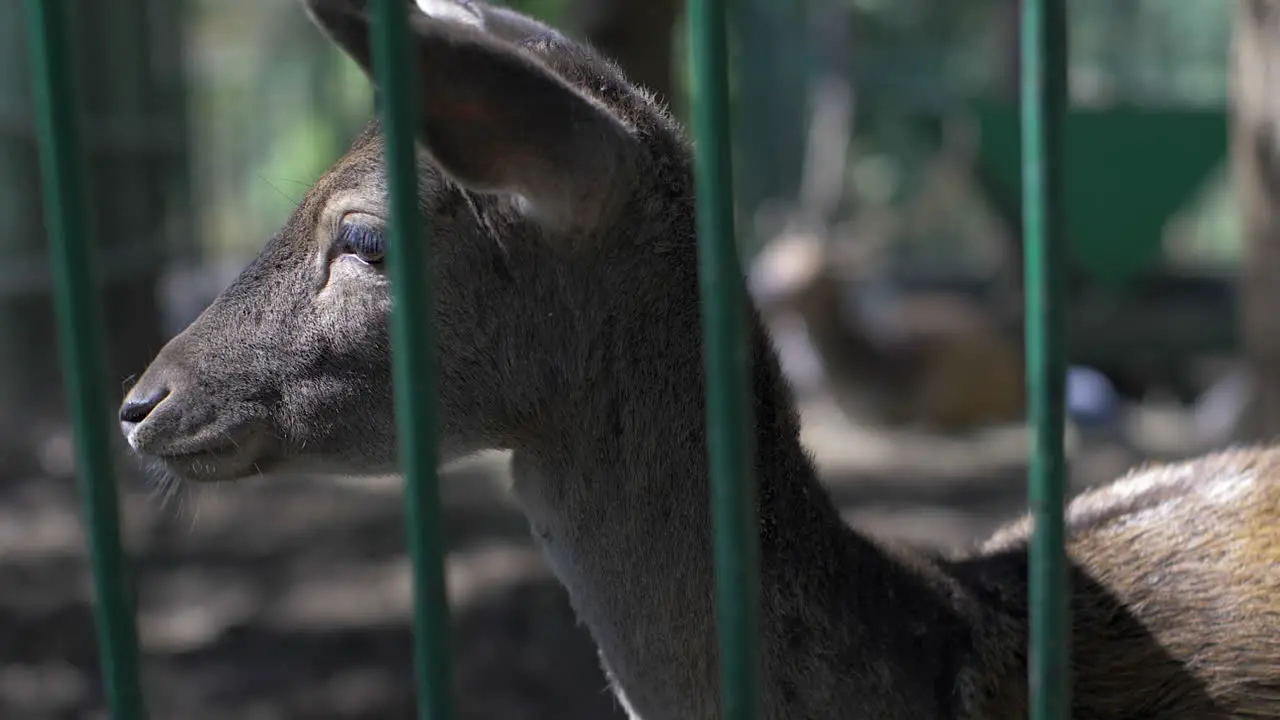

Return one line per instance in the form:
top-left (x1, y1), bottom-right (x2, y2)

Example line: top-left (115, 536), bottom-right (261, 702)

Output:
top-left (509, 299), bottom-right (988, 719)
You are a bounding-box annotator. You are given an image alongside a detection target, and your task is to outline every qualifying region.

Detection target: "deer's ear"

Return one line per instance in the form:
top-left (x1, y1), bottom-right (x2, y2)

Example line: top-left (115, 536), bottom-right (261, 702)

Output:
top-left (303, 0), bottom-right (638, 238)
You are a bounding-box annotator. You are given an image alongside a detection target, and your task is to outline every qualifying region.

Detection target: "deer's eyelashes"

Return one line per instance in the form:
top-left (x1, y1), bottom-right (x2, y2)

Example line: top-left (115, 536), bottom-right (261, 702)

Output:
top-left (337, 218), bottom-right (385, 265)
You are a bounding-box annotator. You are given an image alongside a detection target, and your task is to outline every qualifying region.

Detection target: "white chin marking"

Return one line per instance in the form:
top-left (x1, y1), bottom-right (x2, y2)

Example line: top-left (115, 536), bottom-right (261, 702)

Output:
top-left (414, 0), bottom-right (485, 28)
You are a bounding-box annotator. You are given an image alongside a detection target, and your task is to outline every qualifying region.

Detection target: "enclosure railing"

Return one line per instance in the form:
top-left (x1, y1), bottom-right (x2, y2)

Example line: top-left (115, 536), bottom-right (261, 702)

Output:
top-left (24, 0), bottom-right (1070, 718)
top-left (1020, 2), bottom-right (1070, 717)
top-left (23, 2), bottom-right (147, 718)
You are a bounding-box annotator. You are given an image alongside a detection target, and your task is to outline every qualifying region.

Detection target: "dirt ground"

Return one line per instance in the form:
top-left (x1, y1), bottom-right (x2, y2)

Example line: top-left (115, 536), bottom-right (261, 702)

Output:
top-left (0, 393), bottom-right (1192, 720)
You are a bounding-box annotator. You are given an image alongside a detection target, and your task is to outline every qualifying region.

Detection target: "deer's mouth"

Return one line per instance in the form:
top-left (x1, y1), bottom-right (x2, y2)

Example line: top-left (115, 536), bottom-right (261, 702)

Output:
top-left (131, 421), bottom-right (276, 484)
top-left (150, 438), bottom-right (243, 461)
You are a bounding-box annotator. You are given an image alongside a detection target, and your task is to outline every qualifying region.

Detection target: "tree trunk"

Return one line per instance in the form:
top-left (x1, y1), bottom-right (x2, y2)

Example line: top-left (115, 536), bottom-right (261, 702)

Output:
top-left (1231, 0), bottom-right (1280, 438)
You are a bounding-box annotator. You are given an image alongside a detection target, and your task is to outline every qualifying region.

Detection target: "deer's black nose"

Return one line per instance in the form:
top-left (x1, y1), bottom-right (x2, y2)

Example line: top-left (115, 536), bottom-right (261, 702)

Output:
top-left (120, 387), bottom-right (170, 425)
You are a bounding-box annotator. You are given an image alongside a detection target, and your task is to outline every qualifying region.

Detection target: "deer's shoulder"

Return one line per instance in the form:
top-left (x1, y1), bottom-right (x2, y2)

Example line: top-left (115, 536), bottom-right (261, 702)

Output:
top-left (961, 446), bottom-right (1280, 719)
top-left (979, 445), bottom-right (1280, 558)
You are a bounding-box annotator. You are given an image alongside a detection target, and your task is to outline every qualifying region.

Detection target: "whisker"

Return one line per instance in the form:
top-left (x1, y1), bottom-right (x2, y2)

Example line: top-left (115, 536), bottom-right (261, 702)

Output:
top-left (272, 177), bottom-right (316, 189)
top-left (258, 173), bottom-right (301, 204)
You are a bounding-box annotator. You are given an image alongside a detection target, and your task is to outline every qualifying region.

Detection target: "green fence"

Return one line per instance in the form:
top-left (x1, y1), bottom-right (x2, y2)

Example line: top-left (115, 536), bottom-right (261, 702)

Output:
top-left (23, 0), bottom-right (1070, 718)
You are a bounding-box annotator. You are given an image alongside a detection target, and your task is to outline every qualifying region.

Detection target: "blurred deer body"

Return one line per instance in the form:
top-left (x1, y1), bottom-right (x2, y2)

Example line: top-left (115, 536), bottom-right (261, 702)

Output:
top-left (118, 2), bottom-right (1280, 718)
top-left (751, 232), bottom-right (1026, 433)
top-left (748, 80), bottom-right (1026, 435)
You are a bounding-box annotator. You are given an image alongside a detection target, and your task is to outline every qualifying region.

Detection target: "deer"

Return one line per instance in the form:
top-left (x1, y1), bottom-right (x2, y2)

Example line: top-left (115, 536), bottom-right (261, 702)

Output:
top-left (117, 1), bottom-right (1280, 718)
top-left (748, 82), bottom-right (1026, 434)
top-left (751, 229), bottom-right (1027, 434)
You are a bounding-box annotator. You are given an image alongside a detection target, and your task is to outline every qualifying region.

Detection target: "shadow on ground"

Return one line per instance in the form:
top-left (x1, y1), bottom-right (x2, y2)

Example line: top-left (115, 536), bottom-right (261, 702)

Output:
top-left (0, 401), bottom-right (1166, 719)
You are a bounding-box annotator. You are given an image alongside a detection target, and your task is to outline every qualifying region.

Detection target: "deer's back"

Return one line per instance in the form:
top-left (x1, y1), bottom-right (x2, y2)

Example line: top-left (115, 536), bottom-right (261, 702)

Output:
top-left (964, 446), bottom-right (1280, 719)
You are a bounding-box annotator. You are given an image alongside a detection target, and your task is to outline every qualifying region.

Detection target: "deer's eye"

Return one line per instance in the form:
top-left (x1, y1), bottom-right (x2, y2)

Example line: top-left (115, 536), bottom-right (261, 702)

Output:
top-left (338, 222), bottom-right (385, 265)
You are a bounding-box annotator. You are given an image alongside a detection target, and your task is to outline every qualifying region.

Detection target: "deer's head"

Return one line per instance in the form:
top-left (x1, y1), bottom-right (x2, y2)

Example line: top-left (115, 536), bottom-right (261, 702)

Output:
top-left (119, 0), bottom-right (694, 483)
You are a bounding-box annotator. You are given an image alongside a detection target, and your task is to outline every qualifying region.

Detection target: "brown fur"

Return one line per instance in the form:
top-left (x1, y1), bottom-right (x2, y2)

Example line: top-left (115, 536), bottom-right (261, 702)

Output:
top-left (969, 447), bottom-right (1280, 718)
top-left (118, 2), bottom-right (1280, 718)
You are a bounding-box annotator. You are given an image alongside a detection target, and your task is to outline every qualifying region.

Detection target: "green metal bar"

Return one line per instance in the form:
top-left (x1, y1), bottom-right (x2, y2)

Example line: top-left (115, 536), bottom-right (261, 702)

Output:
top-left (22, 1), bottom-right (148, 718)
top-left (1020, 1), bottom-right (1070, 719)
top-left (688, 1), bottom-right (761, 719)
top-left (368, 2), bottom-right (455, 719)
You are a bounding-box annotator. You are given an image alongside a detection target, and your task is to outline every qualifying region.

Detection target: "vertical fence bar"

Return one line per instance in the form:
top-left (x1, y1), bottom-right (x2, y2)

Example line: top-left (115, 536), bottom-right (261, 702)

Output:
top-left (368, 2), bottom-right (455, 719)
top-left (1020, 0), bottom-right (1070, 718)
top-left (22, 1), bottom-right (148, 718)
top-left (688, 1), bottom-right (761, 719)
